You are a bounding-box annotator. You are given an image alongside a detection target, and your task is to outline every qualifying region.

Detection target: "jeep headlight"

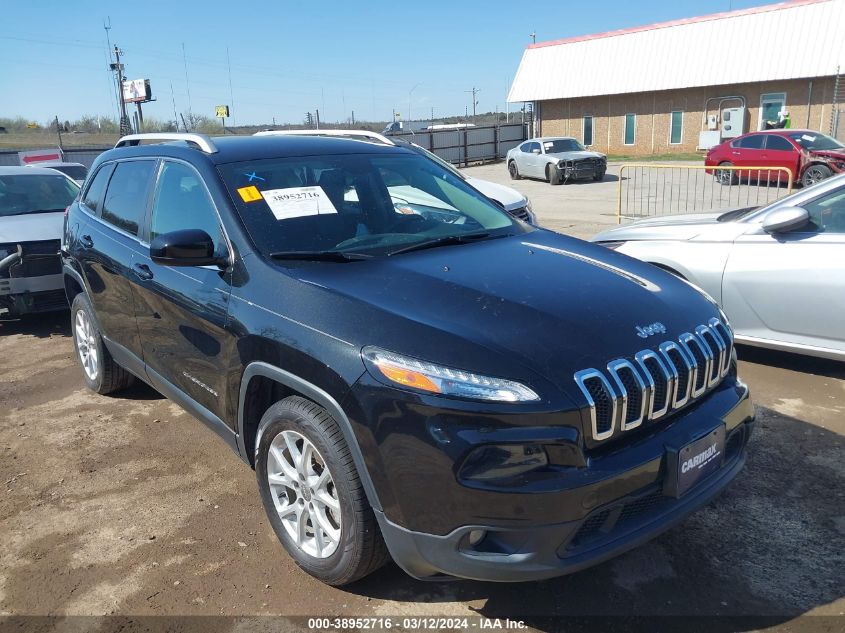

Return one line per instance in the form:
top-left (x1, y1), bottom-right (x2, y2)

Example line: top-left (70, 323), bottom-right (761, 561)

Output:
top-left (363, 348), bottom-right (540, 402)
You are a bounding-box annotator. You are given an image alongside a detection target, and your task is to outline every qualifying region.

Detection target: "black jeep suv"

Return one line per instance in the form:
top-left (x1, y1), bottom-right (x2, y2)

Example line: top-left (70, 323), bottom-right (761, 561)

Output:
top-left (63, 133), bottom-right (754, 585)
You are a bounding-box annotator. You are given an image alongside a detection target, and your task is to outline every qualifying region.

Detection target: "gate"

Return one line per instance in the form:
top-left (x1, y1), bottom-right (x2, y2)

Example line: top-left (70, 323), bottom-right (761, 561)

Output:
top-left (617, 164), bottom-right (794, 223)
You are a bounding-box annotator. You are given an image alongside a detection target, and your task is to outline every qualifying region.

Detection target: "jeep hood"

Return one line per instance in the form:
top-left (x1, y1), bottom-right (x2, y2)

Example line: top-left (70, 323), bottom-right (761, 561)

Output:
top-left (0, 212), bottom-right (64, 244)
top-left (293, 230), bottom-right (719, 392)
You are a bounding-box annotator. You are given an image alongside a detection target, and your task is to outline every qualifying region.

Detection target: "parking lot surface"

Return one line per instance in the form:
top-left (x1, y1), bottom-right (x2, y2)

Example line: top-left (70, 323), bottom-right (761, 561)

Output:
top-left (0, 168), bottom-right (843, 630)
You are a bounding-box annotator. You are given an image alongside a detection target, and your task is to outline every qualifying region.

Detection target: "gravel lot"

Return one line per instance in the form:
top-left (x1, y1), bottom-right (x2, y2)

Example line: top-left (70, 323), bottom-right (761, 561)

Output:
top-left (0, 165), bottom-right (843, 631)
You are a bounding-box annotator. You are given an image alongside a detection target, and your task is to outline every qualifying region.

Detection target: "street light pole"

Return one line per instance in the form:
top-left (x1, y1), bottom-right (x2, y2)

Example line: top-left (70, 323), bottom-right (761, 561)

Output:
top-left (408, 83), bottom-right (421, 126)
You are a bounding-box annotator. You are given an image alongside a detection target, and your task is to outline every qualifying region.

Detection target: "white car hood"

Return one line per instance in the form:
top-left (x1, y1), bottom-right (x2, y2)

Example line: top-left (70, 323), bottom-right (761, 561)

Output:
top-left (465, 177), bottom-right (527, 211)
top-left (0, 212), bottom-right (64, 244)
top-left (593, 212), bottom-right (732, 242)
top-left (546, 150), bottom-right (605, 161)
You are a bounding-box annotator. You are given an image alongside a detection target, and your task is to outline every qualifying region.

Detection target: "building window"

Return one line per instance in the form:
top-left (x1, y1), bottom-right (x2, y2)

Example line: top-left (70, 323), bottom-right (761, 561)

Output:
top-left (759, 93), bottom-right (786, 130)
top-left (583, 116), bottom-right (593, 146)
top-left (670, 111), bottom-right (683, 144)
top-left (624, 113), bottom-right (636, 145)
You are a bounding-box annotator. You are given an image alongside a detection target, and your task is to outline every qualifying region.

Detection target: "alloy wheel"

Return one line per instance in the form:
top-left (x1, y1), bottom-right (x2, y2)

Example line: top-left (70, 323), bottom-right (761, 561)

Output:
top-left (804, 167), bottom-right (826, 186)
top-left (267, 430), bottom-right (341, 558)
top-left (74, 309), bottom-right (99, 381)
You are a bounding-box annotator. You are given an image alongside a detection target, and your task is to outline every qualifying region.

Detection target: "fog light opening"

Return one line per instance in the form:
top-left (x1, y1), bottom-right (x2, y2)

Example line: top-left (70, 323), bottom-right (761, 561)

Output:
top-left (467, 529), bottom-right (486, 547)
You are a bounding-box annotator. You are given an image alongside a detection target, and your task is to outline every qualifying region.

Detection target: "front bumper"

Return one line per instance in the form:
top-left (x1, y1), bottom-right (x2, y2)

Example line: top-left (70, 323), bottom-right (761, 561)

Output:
top-left (372, 384), bottom-right (754, 581)
top-left (556, 159), bottom-right (606, 181)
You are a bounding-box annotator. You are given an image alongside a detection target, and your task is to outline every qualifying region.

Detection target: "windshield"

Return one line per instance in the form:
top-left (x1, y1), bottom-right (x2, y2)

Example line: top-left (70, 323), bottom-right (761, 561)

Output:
top-left (542, 139), bottom-right (585, 154)
top-left (49, 164), bottom-right (88, 180)
top-left (219, 152), bottom-right (523, 258)
top-left (0, 173), bottom-right (79, 217)
top-left (787, 132), bottom-right (844, 151)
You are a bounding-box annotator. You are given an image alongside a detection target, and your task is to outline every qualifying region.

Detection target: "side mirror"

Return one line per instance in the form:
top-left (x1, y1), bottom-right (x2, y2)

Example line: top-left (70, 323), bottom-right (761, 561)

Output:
top-left (761, 206), bottom-right (810, 234)
top-left (150, 229), bottom-right (223, 267)
top-left (531, 148), bottom-right (541, 155)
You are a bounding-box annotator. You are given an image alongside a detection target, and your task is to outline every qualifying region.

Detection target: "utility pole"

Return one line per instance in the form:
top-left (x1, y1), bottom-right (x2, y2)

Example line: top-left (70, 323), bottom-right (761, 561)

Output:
top-left (465, 86), bottom-right (480, 120)
top-left (351, 110), bottom-right (355, 125)
top-left (108, 44), bottom-right (130, 134)
top-left (315, 109), bottom-right (320, 130)
top-left (530, 31), bottom-right (536, 44)
top-left (54, 115), bottom-right (63, 149)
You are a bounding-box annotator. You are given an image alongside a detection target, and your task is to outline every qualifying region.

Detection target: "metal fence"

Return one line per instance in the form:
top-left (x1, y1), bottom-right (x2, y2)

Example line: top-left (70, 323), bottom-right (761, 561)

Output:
top-left (0, 147), bottom-right (110, 168)
top-left (617, 164), bottom-right (795, 223)
top-left (389, 123), bottom-right (527, 165)
top-left (0, 123), bottom-right (527, 169)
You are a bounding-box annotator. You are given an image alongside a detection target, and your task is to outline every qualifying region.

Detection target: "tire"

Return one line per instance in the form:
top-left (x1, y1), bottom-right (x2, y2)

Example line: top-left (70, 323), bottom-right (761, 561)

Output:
top-left (593, 170), bottom-right (605, 182)
top-left (71, 293), bottom-right (134, 395)
top-left (508, 160), bottom-right (521, 180)
top-left (256, 396), bottom-right (390, 586)
top-left (547, 164), bottom-right (563, 186)
top-left (716, 162), bottom-right (737, 186)
top-left (801, 164), bottom-right (833, 188)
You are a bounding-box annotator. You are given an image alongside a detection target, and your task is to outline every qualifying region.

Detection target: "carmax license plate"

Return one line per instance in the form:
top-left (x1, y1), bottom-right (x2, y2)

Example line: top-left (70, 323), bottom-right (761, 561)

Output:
top-left (675, 425), bottom-right (725, 497)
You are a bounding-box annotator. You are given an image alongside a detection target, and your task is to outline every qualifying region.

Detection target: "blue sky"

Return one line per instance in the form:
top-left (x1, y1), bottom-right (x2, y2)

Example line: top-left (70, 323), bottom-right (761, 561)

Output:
top-left (0, 0), bottom-right (769, 126)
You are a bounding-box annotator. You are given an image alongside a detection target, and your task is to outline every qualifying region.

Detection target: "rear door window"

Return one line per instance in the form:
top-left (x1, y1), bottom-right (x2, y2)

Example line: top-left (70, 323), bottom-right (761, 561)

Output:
top-left (736, 135), bottom-right (765, 150)
top-left (101, 160), bottom-right (156, 237)
top-left (81, 164), bottom-right (113, 213)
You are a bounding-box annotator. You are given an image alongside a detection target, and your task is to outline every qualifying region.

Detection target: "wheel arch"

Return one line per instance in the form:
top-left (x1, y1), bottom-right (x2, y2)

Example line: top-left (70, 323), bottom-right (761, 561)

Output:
top-left (63, 264), bottom-right (86, 304)
top-left (237, 361), bottom-right (383, 512)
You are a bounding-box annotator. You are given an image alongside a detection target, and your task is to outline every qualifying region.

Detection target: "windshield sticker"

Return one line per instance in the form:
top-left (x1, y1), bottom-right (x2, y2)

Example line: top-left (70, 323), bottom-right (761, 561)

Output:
top-left (801, 134), bottom-right (816, 142)
top-left (244, 171), bottom-right (266, 182)
top-left (237, 185), bottom-right (263, 202)
top-left (543, 142), bottom-right (554, 149)
top-left (261, 186), bottom-right (338, 220)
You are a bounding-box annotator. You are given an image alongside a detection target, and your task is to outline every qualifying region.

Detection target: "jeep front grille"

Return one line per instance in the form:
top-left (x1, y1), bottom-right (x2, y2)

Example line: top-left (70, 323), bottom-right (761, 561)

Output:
top-left (574, 318), bottom-right (733, 442)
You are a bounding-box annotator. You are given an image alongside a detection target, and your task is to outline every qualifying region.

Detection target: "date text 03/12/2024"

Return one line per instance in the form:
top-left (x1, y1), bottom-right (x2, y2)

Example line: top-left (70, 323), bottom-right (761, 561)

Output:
top-left (306, 617), bottom-right (528, 630)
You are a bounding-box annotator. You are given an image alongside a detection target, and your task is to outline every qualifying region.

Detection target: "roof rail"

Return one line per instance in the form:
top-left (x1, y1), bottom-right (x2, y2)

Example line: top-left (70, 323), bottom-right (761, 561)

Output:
top-left (253, 129), bottom-right (395, 146)
top-left (114, 133), bottom-right (218, 154)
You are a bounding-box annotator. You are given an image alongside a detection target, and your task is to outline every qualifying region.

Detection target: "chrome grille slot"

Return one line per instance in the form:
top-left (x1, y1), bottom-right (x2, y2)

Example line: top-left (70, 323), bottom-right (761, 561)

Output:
top-left (679, 332), bottom-right (711, 398)
top-left (708, 318), bottom-right (734, 377)
top-left (696, 325), bottom-right (725, 387)
top-left (660, 341), bottom-right (692, 408)
top-left (607, 359), bottom-right (646, 431)
top-left (635, 350), bottom-right (672, 420)
top-left (574, 369), bottom-right (617, 441)
top-left (575, 318), bottom-right (733, 442)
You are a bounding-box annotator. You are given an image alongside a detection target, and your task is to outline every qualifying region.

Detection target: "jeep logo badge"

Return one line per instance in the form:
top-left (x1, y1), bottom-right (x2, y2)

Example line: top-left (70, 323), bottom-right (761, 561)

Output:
top-left (635, 322), bottom-right (667, 338)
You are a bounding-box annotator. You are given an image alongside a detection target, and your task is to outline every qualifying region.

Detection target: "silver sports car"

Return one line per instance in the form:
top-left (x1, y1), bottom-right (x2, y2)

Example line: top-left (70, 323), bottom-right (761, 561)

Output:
top-left (506, 137), bottom-right (607, 185)
top-left (592, 173), bottom-right (845, 361)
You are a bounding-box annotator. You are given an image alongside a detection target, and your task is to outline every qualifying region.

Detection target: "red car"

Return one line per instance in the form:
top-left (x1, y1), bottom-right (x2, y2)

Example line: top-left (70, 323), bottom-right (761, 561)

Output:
top-left (705, 129), bottom-right (845, 187)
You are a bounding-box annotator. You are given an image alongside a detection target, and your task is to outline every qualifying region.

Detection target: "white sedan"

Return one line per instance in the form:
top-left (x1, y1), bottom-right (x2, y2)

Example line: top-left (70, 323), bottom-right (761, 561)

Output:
top-left (592, 174), bottom-right (845, 361)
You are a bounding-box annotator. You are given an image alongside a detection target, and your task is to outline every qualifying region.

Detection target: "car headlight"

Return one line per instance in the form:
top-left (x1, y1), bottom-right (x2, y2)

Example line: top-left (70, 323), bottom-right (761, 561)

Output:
top-left (363, 348), bottom-right (540, 402)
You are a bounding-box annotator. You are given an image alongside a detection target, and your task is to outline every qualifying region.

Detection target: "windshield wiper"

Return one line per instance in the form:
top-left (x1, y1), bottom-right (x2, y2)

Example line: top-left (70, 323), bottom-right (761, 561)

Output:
top-left (269, 250), bottom-right (372, 262)
top-left (387, 232), bottom-right (497, 257)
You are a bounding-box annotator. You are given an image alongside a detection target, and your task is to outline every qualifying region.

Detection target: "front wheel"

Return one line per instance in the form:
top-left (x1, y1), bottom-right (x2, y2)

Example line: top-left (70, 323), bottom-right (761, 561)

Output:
top-left (801, 164), bottom-right (832, 187)
top-left (256, 396), bottom-right (389, 586)
top-left (593, 170), bottom-right (606, 182)
top-left (547, 164), bottom-right (563, 185)
top-left (508, 161), bottom-right (521, 180)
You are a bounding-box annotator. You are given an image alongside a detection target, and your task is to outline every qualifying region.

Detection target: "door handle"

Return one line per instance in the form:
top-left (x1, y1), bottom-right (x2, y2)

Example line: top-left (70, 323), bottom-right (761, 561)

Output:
top-left (80, 234), bottom-right (94, 248)
top-left (133, 263), bottom-right (154, 280)
top-left (731, 151), bottom-right (740, 156)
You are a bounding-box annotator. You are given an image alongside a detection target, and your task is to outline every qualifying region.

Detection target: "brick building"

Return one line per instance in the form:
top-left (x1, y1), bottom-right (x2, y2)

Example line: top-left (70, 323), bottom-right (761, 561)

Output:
top-left (508, 0), bottom-right (845, 155)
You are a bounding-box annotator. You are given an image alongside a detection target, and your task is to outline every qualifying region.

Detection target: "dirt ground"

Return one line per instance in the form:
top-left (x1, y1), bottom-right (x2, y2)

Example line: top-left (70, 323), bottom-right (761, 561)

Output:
top-left (1, 304), bottom-right (843, 633)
